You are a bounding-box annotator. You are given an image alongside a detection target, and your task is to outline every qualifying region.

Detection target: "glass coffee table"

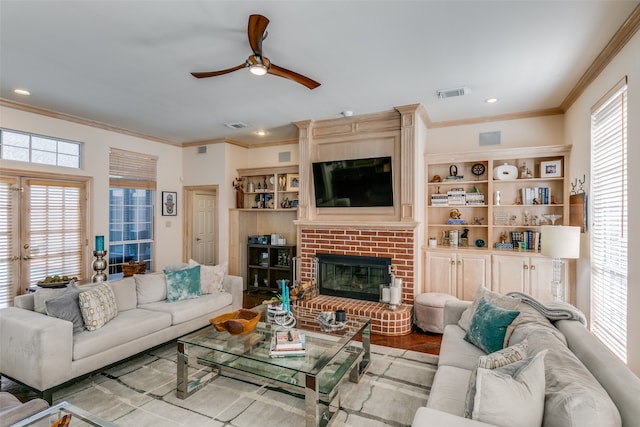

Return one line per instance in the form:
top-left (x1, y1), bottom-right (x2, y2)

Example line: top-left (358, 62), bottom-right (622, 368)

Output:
top-left (177, 304), bottom-right (371, 427)
top-left (12, 401), bottom-right (117, 426)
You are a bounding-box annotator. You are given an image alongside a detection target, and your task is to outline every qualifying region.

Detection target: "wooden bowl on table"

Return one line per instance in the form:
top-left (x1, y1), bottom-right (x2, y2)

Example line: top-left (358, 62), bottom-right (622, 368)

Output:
top-left (210, 309), bottom-right (261, 335)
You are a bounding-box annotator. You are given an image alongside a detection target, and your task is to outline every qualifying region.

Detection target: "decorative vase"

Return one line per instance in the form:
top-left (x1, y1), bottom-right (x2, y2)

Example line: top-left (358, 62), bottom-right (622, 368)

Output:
top-left (236, 190), bottom-right (244, 209)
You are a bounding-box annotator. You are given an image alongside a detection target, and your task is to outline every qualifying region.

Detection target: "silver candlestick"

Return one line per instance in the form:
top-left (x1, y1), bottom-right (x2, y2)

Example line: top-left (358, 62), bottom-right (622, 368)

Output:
top-left (92, 250), bottom-right (108, 282)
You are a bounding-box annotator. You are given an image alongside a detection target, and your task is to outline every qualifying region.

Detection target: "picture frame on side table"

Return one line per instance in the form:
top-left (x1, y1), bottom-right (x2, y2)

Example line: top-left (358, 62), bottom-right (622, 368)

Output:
top-left (286, 174), bottom-right (299, 191)
top-left (162, 191), bottom-right (177, 216)
top-left (540, 160), bottom-right (562, 178)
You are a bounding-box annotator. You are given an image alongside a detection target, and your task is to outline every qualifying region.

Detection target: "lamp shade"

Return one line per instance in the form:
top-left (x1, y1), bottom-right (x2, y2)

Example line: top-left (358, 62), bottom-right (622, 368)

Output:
top-left (541, 225), bottom-right (580, 259)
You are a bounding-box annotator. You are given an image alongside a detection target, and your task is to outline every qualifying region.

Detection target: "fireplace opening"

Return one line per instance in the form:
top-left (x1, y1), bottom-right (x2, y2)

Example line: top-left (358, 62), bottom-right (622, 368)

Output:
top-left (316, 253), bottom-right (391, 302)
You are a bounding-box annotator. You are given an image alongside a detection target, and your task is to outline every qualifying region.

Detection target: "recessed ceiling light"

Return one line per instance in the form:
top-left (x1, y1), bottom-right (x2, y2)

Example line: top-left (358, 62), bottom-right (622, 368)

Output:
top-left (14, 88), bottom-right (31, 96)
top-left (485, 97), bottom-right (499, 104)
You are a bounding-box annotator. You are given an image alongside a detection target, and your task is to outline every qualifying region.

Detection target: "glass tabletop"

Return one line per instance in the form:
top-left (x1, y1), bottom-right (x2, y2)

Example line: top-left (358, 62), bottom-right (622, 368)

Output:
top-left (179, 304), bottom-right (370, 379)
top-left (12, 401), bottom-right (117, 427)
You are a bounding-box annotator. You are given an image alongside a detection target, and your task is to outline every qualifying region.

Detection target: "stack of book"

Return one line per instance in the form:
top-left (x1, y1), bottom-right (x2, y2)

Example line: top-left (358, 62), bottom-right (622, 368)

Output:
top-left (269, 330), bottom-right (306, 357)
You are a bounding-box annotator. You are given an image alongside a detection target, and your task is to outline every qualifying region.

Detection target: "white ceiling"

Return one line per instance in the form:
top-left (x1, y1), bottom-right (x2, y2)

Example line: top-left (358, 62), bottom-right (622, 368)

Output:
top-left (1, 1), bottom-right (638, 146)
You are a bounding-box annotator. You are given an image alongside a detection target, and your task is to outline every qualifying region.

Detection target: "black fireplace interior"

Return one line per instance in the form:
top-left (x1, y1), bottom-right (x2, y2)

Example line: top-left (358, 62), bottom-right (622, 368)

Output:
top-left (317, 253), bottom-right (391, 302)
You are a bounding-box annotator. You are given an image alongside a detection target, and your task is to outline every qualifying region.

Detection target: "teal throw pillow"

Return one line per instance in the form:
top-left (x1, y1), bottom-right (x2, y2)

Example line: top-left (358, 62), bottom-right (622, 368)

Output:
top-left (464, 297), bottom-right (520, 353)
top-left (164, 265), bottom-right (201, 302)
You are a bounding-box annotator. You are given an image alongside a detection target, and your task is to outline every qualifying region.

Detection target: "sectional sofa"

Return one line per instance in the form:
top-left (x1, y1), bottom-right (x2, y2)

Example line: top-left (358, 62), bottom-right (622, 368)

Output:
top-left (412, 287), bottom-right (640, 427)
top-left (0, 267), bottom-right (242, 402)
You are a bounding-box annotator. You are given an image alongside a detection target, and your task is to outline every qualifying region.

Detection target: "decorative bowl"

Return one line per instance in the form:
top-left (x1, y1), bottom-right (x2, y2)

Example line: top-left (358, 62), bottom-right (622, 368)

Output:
top-left (210, 309), bottom-right (260, 335)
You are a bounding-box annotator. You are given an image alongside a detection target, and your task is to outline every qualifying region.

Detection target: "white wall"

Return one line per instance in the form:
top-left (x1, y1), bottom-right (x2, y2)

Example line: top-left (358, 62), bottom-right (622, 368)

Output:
top-left (426, 115), bottom-right (565, 154)
top-left (246, 143), bottom-right (299, 167)
top-left (564, 30), bottom-right (640, 376)
top-left (0, 106), bottom-right (184, 271)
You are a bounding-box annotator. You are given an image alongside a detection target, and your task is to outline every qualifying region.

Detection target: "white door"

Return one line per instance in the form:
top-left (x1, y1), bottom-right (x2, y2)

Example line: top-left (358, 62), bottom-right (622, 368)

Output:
top-left (0, 175), bottom-right (88, 307)
top-left (192, 192), bottom-right (217, 265)
top-left (0, 176), bottom-right (21, 307)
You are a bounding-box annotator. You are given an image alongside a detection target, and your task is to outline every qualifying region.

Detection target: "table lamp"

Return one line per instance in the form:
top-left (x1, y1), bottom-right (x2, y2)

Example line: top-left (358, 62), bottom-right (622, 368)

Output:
top-left (541, 225), bottom-right (580, 302)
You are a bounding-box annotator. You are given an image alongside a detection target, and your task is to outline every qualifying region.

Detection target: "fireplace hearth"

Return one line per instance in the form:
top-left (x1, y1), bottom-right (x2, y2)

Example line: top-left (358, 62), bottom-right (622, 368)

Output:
top-left (316, 253), bottom-right (391, 302)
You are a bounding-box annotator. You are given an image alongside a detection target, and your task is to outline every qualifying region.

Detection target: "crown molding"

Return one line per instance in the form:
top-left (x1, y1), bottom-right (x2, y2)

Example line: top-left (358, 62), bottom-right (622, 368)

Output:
top-left (0, 98), bottom-right (180, 146)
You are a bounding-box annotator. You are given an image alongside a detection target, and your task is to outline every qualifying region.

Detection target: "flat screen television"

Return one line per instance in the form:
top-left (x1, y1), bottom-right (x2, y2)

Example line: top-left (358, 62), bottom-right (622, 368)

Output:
top-left (312, 156), bottom-right (393, 207)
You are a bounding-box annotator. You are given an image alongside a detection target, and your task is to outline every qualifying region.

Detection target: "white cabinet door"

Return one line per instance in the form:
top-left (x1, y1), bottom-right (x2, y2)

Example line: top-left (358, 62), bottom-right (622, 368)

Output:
top-left (492, 255), bottom-right (528, 295)
top-left (457, 253), bottom-right (491, 301)
top-left (426, 252), bottom-right (456, 295)
top-left (529, 257), bottom-right (568, 302)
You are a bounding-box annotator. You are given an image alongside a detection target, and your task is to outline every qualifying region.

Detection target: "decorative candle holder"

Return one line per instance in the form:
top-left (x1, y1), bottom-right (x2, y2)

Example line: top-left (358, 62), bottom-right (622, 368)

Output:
top-left (92, 250), bottom-right (108, 282)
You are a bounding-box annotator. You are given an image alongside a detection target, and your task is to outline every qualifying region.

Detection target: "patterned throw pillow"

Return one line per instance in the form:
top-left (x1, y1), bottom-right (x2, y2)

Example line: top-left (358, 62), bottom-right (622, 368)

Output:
top-left (464, 297), bottom-right (520, 353)
top-left (478, 339), bottom-right (529, 369)
top-left (78, 283), bottom-right (118, 331)
top-left (164, 265), bottom-right (201, 302)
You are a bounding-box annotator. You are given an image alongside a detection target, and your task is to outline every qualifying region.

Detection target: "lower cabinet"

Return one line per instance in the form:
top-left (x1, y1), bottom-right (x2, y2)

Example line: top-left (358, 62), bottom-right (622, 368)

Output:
top-left (426, 251), bottom-right (491, 301)
top-left (492, 254), bottom-right (567, 302)
top-left (425, 251), bottom-right (569, 302)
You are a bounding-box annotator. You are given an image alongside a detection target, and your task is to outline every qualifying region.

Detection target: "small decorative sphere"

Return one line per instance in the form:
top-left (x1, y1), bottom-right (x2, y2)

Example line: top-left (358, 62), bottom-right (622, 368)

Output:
top-left (475, 239), bottom-right (485, 248)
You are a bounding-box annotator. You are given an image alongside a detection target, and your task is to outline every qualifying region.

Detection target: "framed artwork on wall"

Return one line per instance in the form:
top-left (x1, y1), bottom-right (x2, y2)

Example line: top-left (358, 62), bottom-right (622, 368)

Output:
top-left (286, 174), bottom-right (299, 191)
top-left (540, 160), bottom-right (562, 178)
top-left (162, 191), bottom-right (177, 216)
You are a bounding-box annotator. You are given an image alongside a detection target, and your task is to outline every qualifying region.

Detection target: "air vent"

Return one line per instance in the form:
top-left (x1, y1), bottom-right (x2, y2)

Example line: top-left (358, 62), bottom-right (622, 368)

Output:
top-left (436, 86), bottom-right (469, 99)
top-left (224, 121), bottom-right (249, 129)
top-left (197, 146), bottom-right (207, 154)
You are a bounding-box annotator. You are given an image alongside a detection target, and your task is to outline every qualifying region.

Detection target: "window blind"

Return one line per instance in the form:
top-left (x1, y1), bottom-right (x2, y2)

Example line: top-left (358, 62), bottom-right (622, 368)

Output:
top-left (590, 79), bottom-right (627, 363)
top-left (0, 176), bottom-right (18, 307)
top-left (109, 148), bottom-right (157, 190)
top-left (26, 179), bottom-right (86, 286)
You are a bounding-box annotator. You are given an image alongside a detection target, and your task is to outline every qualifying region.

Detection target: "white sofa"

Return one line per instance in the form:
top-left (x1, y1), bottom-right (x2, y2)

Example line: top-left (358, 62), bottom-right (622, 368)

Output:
top-left (412, 290), bottom-right (640, 427)
top-left (0, 272), bottom-right (242, 402)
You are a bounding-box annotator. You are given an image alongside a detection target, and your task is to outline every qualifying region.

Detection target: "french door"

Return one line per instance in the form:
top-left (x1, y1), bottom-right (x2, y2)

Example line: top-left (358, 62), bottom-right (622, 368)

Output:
top-left (0, 174), bottom-right (88, 307)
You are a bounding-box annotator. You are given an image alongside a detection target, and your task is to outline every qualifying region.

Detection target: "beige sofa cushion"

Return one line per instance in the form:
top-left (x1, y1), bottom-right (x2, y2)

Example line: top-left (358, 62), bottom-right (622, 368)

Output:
top-left (139, 292), bottom-right (232, 325)
top-left (134, 272), bottom-right (167, 304)
top-left (108, 277), bottom-right (137, 311)
top-left (73, 308), bottom-right (171, 360)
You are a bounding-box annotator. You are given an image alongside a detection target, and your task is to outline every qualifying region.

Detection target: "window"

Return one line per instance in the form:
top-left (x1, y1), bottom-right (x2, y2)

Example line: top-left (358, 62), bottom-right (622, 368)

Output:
top-left (108, 148), bottom-right (157, 276)
top-left (0, 129), bottom-right (81, 168)
top-left (590, 78), bottom-right (628, 363)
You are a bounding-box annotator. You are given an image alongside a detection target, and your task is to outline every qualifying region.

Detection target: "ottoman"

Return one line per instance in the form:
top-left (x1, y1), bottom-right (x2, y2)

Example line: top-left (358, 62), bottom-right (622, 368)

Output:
top-left (414, 292), bottom-right (459, 333)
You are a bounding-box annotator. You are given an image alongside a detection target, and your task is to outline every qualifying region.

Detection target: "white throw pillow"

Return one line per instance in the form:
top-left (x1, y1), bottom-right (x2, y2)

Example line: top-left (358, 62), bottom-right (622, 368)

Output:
top-left (471, 350), bottom-right (548, 427)
top-left (188, 259), bottom-right (227, 294)
top-left (464, 340), bottom-right (530, 418)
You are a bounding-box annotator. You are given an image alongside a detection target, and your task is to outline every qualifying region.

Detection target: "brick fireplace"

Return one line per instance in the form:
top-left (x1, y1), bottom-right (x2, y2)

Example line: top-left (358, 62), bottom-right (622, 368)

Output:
top-left (295, 225), bottom-right (416, 336)
top-left (291, 106), bottom-right (425, 336)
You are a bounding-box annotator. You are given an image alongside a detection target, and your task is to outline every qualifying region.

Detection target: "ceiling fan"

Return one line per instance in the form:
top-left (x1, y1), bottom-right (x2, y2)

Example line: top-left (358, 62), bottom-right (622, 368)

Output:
top-left (191, 14), bottom-right (321, 90)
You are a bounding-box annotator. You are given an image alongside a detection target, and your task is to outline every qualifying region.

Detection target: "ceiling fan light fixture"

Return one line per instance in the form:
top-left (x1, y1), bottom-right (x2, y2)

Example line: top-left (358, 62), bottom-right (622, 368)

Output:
top-left (249, 64), bottom-right (268, 76)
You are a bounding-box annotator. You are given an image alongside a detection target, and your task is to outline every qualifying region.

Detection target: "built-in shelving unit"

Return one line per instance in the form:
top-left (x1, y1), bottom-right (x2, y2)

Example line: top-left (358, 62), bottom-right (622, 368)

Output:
top-left (424, 145), bottom-right (572, 302)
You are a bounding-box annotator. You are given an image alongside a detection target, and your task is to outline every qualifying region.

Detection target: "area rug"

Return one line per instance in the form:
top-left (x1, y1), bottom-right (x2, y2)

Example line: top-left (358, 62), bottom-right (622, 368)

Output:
top-left (8, 342), bottom-right (437, 426)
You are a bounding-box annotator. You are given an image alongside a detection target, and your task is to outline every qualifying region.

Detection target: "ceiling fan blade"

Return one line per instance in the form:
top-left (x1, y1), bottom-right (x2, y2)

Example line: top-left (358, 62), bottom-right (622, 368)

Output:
top-left (191, 64), bottom-right (246, 79)
top-left (248, 14), bottom-right (270, 55)
top-left (268, 64), bottom-right (321, 89)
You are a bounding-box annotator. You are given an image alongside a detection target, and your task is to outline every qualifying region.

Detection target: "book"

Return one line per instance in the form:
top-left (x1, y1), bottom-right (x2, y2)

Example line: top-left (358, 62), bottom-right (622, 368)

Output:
top-left (274, 331), bottom-right (305, 350)
top-left (269, 333), bottom-right (306, 357)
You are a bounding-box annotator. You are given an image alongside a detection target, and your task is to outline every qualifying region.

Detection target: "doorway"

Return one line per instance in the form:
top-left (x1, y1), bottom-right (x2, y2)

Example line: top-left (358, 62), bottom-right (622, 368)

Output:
top-left (0, 172), bottom-right (90, 307)
top-left (183, 186), bottom-right (218, 265)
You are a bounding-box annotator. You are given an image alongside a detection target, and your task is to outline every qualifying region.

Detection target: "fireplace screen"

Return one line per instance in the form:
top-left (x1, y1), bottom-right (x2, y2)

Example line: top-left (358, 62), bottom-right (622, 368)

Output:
top-left (317, 253), bottom-right (391, 302)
